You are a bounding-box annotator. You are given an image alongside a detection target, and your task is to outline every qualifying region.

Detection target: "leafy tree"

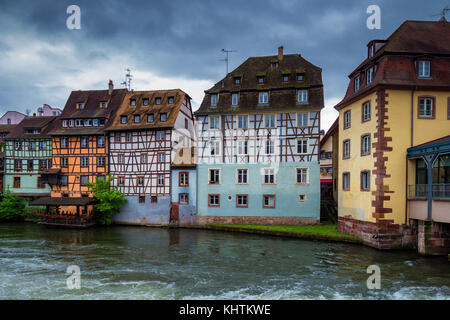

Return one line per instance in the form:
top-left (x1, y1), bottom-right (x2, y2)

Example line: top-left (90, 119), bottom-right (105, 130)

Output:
top-left (0, 190), bottom-right (27, 221)
top-left (86, 174), bottom-right (127, 225)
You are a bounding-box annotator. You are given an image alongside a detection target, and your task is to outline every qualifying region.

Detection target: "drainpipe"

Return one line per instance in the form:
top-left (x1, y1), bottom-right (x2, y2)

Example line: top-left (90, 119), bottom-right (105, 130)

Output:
top-left (410, 87), bottom-right (416, 147)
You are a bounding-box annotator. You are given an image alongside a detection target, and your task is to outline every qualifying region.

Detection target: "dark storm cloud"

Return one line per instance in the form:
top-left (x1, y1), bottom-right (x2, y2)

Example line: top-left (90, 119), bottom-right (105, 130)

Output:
top-left (0, 0), bottom-right (448, 128)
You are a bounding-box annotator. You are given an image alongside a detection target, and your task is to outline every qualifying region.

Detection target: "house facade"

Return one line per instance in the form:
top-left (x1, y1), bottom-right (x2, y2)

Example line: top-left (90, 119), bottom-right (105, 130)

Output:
top-left (105, 89), bottom-right (195, 226)
top-left (194, 46), bottom-right (323, 225)
top-left (0, 124), bottom-right (16, 192)
top-left (0, 111), bottom-right (26, 125)
top-left (319, 119), bottom-right (338, 201)
top-left (3, 116), bottom-right (57, 197)
top-left (334, 20), bottom-right (450, 254)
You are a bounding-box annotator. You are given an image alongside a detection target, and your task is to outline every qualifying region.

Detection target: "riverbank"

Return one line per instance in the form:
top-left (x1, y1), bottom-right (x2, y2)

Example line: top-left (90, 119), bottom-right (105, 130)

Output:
top-left (199, 223), bottom-right (362, 244)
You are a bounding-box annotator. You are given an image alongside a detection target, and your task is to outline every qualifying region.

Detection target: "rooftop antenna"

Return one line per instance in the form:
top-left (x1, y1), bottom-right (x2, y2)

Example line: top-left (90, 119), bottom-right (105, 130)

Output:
top-left (431, 5), bottom-right (449, 21)
top-left (220, 49), bottom-right (237, 75)
top-left (121, 68), bottom-right (134, 91)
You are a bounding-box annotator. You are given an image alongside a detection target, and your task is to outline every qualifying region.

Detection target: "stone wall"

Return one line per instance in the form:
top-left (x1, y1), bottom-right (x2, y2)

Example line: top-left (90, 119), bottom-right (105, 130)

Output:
top-left (418, 221), bottom-right (450, 255)
top-left (196, 216), bottom-right (319, 226)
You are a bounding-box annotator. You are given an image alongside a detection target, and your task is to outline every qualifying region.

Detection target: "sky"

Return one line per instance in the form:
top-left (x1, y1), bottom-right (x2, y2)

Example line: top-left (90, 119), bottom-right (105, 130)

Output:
top-left (0, 0), bottom-right (448, 132)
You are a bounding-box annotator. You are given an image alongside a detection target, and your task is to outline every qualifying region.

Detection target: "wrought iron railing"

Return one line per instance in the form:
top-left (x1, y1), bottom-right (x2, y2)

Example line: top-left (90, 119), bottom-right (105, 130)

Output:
top-left (408, 184), bottom-right (450, 199)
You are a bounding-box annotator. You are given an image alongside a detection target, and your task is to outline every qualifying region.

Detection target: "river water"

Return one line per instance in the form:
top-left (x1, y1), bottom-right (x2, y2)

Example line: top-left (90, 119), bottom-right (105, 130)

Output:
top-left (0, 223), bottom-right (448, 300)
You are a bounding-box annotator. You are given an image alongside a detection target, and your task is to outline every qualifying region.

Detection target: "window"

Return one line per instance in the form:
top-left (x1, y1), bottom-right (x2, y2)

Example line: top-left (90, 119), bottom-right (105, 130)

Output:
top-left (97, 136), bottom-right (105, 147)
top-left (28, 141), bottom-right (36, 151)
top-left (369, 45), bottom-right (374, 58)
top-left (297, 73), bottom-right (304, 81)
top-left (37, 176), bottom-right (45, 189)
top-left (97, 156), bottom-right (106, 167)
top-left (211, 94), bottom-right (217, 107)
top-left (297, 139), bottom-right (308, 154)
top-left (264, 114), bottom-right (276, 128)
top-left (14, 141), bottom-right (22, 150)
top-left (237, 169), bottom-right (248, 184)
top-left (257, 76), bottom-right (265, 84)
top-left (179, 172), bottom-right (189, 186)
top-left (361, 171), bottom-right (370, 190)
top-left (156, 97), bottom-right (162, 105)
top-left (81, 157), bottom-right (89, 167)
top-left (115, 134), bottom-right (121, 143)
top-left (263, 195), bottom-right (275, 208)
top-left (344, 110), bottom-right (351, 129)
top-left (185, 118), bottom-right (189, 129)
top-left (168, 97), bottom-right (174, 104)
top-left (143, 98), bottom-right (149, 106)
top-left (93, 119), bottom-right (99, 126)
top-left (81, 136), bottom-right (89, 148)
top-left (282, 74), bottom-right (289, 82)
top-left (208, 194), bottom-right (220, 207)
top-left (236, 194), bottom-right (248, 208)
top-left (100, 102), bottom-right (107, 109)
top-left (60, 157), bottom-right (68, 168)
top-left (118, 176), bottom-right (125, 186)
top-left (38, 159), bottom-right (49, 170)
top-left (14, 159), bottom-right (22, 171)
top-left (121, 116), bottom-right (127, 124)
top-left (118, 154), bottom-right (124, 164)
top-left (7, 118), bottom-right (11, 124)
top-left (362, 101), bottom-right (371, 122)
top-left (27, 160), bottom-right (33, 171)
top-left (232, 93), bottom-right (239, 106)
top-left (209, 169), bottom-right (220, 184)
top-left (151, 196), bottom-right (158, 204)
top-left (137, 177), bottom-right (144, 186)
top-left (298, 194), bottom-right (306, 202)
top-left (354, 76), bottom-right (360, 92)
top-left (62, 120), bottom-right (68, 127)
top-left (237, 115), bottom-right (248, 129)
top-left (126, 132), bottom-right (133, 142)
top-left (134, 115), bottom-right (141, 123)
top-left (210, 140), bottom-right (220, 156)
top-left (210, 116), bottom-right (220, 129)
top-left (297, 90), bottom-right (308, 103)
top-left (296, 168), bottom-right (308, 184)
top-left (38, 141), bottom-right (45, 150)
top-left (160, 113), bottom-right (167, 122)
top-left (130, 99), bottom-right (136, 106)
top-left (265, 139), bottom-right (274, 155)
top-left (147, 114), bottom-right (154, 123)
top-left (80, 175), bottom-right (89, 186)
top-left (13, 177), bottom-right (20, 188)
top-left (264, 168), bottom-right (275, 184)
top-left (237, 140), bottom-right (248, 155)
top-left (141, 153), bottom-right (147, 164)
top-left (259, 91), bottom-right (269, 104)
top-left (366, 67), bottom-right (373, 85)
top-left (361, 135), bottom-right (371, 156)
top-left (139, 196), bottom-right (146, 204)
top-left (60, 175), bottom-right (68, 186)
top-left (68, 120), bottom-right (74, 127)
top-left (418, 60), bottom-right (430, 78)
top-left (343, 140), bottom-right (350, 159)
top-left (158, 152), bottom-right (165, 163)
top-left (418, 97), bottom-right (434, 118)
top-left (157, 131), bottom-right (165, 140)
top-left (234, 77), bottom-right (241, 85)
top-left (158, 174), bottom-right (165, 186)
top-left (77, 103), bottom-right (84, 110)
top-left (297, 112), bottom-right (308, 127)
top-left (343, 172), bottom-right (350, 190)
top-left (75, 119), bottom-right (83, 127)
top-left (179, 193), bottom-right (189, 204)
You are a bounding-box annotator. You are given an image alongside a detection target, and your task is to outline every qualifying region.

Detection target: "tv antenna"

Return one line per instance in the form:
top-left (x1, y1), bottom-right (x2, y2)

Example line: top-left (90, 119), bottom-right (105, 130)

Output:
top-left (431, 5), bottom-right (449, 21)
top-left (121, 68), bottom-right (134, 91)
top-left (220, 49), bottom-right (237, 75)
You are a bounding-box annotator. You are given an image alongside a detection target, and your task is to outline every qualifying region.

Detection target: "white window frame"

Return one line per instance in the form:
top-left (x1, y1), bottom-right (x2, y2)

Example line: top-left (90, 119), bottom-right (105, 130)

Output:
top-left (419, 98), bottom-right (433, 117)
top-left (343, 140), bottom-right (350, 158)
top-left (362, 135), bottom-right (370, 155)
top-left (418, 60), bottom-right (430, 78)
top-left (264, 114), bottom-right (276, 128)
top-left (265, 139), bottom-right (274, 155)
top-left (232, 93), bottom-right (239, 106)
top-left (237, 115), bottom-right (248, 129)
top-left (344, 110), bottom-right (351, 129)
top-left (366, 67), bottom-right (373, 85)
top-left (297, 112), bottom-right (308, 127)
top-left (236, 168), bottom-right (248, 184)
top-left (209, 168), bottom-right (220, 184)
top-left (209, 116), bottom-right (220, 130)
top-left (297, 90), bottom-right (308, 104)
top-left (297, 139), bottom-right (308, 155)
top-left (211, 94), bottom-right (217, 107)
top-left (263, 168), bottom-right (275, 184)
top-left (210, 140), bottom-right (221, 156)
top-left (363, 102), bottom-right (371, 121)
top-left (237, 140), bottom-right (248, 155)
top-left (296, 168), bottom-right (309, 185)
top-left (259, 91), bottom-right (269, 104)
top-left (157, 174), bottom-right (165, 186)
top-left (354, 76), bottom-right (360, 92)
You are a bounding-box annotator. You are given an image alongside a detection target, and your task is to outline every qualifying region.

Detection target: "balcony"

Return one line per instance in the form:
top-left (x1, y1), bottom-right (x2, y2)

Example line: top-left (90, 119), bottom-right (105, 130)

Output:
top-left (408, 184), bottom-right (450, 224)
top-left (408, 184), bottom-right (450, 200)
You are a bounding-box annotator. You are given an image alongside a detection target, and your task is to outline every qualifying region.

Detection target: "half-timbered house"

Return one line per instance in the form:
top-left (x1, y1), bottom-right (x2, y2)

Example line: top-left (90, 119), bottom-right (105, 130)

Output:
top-left (194, 46), bottom-right (324, 224)
top-left (105, 89), bottom-right (195, 226)
top-left (0, 124), bottom-right (16, 192)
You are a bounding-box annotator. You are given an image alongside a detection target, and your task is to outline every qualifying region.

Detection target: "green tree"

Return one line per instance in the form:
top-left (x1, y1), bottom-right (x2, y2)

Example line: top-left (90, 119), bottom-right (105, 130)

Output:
top-left (86, 174), bottom-right (127, 225)
top-left (0, 190), bottom-right (27, 221)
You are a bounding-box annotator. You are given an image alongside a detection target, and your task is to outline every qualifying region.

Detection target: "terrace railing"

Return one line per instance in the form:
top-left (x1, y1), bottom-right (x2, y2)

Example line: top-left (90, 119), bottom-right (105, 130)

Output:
top-left (408, 183), bottom-right (450, 199)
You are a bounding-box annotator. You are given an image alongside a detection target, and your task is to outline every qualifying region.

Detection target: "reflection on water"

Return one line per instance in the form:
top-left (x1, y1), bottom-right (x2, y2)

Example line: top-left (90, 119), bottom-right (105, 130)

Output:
top-left (0, 223), bottom-right (449, 300)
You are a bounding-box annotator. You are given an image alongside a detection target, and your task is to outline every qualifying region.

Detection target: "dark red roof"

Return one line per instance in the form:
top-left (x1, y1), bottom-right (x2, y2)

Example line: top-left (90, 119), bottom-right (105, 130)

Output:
top-left (6, 116), bottom-right (59, 139)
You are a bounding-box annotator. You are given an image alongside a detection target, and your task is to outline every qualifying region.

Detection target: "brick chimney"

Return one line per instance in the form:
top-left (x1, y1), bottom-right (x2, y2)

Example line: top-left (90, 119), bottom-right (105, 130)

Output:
top-left (278, 46), bottom-right (284, 60)
top-left (108, 80), bottom-right (113, 95)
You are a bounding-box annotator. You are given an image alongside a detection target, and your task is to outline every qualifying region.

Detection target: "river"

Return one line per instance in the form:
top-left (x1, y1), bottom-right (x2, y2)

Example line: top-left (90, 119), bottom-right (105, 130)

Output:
top-left (0, 223), bottom-right (448, 299)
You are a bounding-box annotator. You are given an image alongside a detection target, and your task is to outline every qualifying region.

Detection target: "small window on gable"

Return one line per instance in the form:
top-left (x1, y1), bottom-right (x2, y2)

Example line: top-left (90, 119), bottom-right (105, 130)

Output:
top-left (134, 115), bottom-right (140, 123)
top-left (100, 102), bottom-right (108, 109)
top-left (418, 60), bottom-right (430, 78)
top-left (232, 93), bottom-right (239, 106)
top-left (77, 103), bottom-right (84, 110)
top-left (234, 77), bottom-right (241, 85)
top-left (168, 97), bottom-right (174, 104)
top-left (155, 97), bottom-right (162, 105)
top-left (143, 98), bottom-right (149, 106)
top-left (296, 73), bottom-right (304, 81)
top-left (257, 76), bottom-right (265, 84)
top-left (282, 74), bottom-right (289, 82)
top-left (160, 113), bottom-right (167, 122)
top-left (211, 94), bottom-right (217, 107)
top-left (147, 114), bottom-right (154, 123)
top-left (130, 99), bottom-right (136, 106)
top-left (121, 116), bottom-right (127, 124)
top-left (354, 76), bottom-right (360, 92)
top-left (258, 91), bottom-right (269, 104)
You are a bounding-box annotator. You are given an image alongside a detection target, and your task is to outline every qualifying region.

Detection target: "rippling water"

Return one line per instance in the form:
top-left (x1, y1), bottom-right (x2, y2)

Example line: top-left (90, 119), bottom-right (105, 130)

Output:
top-left (0, 223), bottom-right (448, 299)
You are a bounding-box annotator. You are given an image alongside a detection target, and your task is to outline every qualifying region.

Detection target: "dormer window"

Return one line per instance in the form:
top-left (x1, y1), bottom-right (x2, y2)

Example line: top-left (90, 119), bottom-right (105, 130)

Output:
top-left (258, 92), bottom-right (269, 104)
top-left (296, 73), bottom-right (304, 81)
top-left (143, 98), bottom-right (149, 106)
top-left (168, 97), bottom-right (174, 104)
top-left (7, 118), bottom-right (11, 124)
top-left (354, 76), bottom-right (360, 92)
top-left (93, 119), bottom-right (99, 126)
top-left (99, 119), bottom-right (105, 126)
top-left (297, 90), bottom-right (308, 104)
top-left (147, 114), bottom-right (154, 123)
top-left (160, 113), bottom-right (167, 122)
top-left (130, 99), bottom-right (136, 106)
top-left (155, 97), bottom-right (162, 105)
top-left (257, 76), bottom-right (265, 84)
top-left (418, 60), bottom-right (430, 78)
top-left (100, 102), bottom-right (107, 109)
top-left (234, 77), bottom-right (241, 85)
top-left (62, 120), bottom-right (68, 127)
top-left (68, 120), bottom-right (74, 127)
top-left (134, 115), bottom-right (141, 123)
top-left (369, 45), bottom-right (374, 58)
top-left (84, 119), bottom-right (92, 127)
top-left (121, 116), bottom-right (127, 124)
top-left (77, 103), bottom-right (84, 110)
top-left (282, 75), bottom-right (289, 82)
top-left (211, 94), bottom-right (217, 107)
top-left (75, 119), bottom-right (83, 127)
top-left (366, 67), bottom-right (374, 85)
top-left (232, 93), bottom-right (239, 106)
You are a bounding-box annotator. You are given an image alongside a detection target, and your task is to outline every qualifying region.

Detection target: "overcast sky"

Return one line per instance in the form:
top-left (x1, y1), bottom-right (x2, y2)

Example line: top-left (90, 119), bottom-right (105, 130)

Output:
top-left (0, 0), bottom-right (447, 131)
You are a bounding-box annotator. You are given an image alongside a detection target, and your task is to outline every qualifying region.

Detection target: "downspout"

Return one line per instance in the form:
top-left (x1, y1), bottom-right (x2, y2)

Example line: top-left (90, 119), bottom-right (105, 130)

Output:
top-left (406, 87), bottom-right (416, 225)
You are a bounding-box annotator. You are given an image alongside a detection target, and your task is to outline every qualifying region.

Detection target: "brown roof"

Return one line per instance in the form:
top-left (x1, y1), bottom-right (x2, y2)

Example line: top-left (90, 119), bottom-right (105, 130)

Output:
top-left (6, 116), bottom-right (59, 139)
top-left (195, 52), bottom-right (324, 115)
top-left (105, 89), bottom-right (189, 131)
top-left (335, 20), bottom-right (450, 110)
top-left (0, 124), bottom-right (16, 133)
top-left (49, 88), bottom-right (127, 136)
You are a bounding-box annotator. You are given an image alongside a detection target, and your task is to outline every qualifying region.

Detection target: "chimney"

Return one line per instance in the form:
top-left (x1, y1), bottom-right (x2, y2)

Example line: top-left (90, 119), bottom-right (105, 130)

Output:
top-left (278, 46), bottom-right (284, 60)
top-left (108, 80), bottom-right (114, 95)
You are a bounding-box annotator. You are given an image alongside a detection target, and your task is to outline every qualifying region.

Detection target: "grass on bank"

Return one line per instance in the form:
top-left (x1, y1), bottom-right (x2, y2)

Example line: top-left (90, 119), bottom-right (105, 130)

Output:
top-left (212, 223), bottom-right (358, 241)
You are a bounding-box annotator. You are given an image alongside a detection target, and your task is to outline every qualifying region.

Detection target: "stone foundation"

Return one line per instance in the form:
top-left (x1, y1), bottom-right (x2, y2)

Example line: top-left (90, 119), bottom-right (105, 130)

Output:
top-left (418, 220), bottom-right (450, 255)
top-left (196, 216), bottom-right (320, 226)
top-left (338, 216), bottom-right (416, 250)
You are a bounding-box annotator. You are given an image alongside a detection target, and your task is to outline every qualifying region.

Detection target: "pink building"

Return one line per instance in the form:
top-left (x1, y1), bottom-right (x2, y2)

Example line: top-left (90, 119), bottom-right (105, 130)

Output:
top-left (0, 111), bottom-right (26, 125)
top-left (37, 104), bottom-right (62, 116)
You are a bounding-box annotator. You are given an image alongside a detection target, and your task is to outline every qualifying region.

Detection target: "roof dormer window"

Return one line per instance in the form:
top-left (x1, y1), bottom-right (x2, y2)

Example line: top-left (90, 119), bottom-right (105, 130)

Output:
top-left (211, 94), bottom-right (217, 108)
top-left (147, 114), bottom-right (154, 123)
top-left (257, 76), bottom-right (265, 84)
top-left (143, 98), bottom-right (149, 106)
top-left (77, 103), bottom-right (84, 110)
top-left (168, 97), bottom-right (174, 104)
top-left (282, 74), bottom-right (289, 82)
top-left (160, 113), bottom-right (167, 122)
top-left (130, 99), bottom-right (136, 106)
top-left (155, 97), bottom-right (162, 105)
top-left (121, 116), bottom-right (127, 124)
top-left (134, 115), bottom-right (140, 123)
top-left (296, 73), bottom-right (304, 81)
top-left (100, 102), bottom-right (107, 109)
top-left (354, 76), bottom-right (360, 92)
top-left (418, 60), bottom-right (430, 78)
top-left (366, 67), bottom-right (374, 85)
top-left (62, 120), bottom-right (67, 127)
top-left (369, 45), bottom-right (374, 58)
top-left (234, 77), bottom-right (241, 85)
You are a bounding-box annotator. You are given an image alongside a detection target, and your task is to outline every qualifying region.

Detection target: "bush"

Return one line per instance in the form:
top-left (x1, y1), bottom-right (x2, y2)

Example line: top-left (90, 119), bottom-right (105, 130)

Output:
top-left (86, 174), bottom-right (127, 225)
top-left (0, 190), bottom-right (27, 221)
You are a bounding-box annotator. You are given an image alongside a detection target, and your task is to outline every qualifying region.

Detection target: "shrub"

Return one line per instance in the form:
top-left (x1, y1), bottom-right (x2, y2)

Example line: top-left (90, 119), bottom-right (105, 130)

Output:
top-left (0, 190), bottom-right (27, 221)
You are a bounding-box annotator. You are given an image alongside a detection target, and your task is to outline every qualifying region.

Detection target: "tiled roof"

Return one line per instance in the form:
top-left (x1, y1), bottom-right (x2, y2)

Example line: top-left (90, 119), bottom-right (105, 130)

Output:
top-left (6, 116), bottom-right (59, 139)
top-left (0, 124), bottom-right (16, 133)
top-left (105, 89), bottom-right (189, 131)
top-left (195, 52), bottom-right (323, 115)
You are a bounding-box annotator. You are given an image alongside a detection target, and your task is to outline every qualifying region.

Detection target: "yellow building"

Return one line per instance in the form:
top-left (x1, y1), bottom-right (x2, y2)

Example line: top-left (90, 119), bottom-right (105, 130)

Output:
top-left (334, 20), bottom-right (450, 254)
